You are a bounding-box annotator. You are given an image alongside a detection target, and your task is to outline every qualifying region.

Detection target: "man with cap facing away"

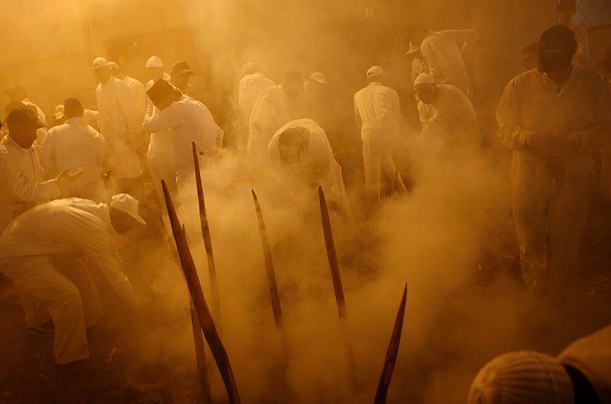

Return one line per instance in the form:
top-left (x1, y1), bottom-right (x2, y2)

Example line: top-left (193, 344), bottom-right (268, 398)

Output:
top-left (414, 72), bottom-right (480, 154)
top-left (92, 57), bottom-right (143, 200)
top-left (497, 25), bottom-right (611, 297)
top-left (0, 194), bottom-right (144, 365)
top-left (144, 56), bottom-right (171, 119)
top-left (0, 105), bottom-right (83, 231)
top-left (41, 98), bottom-right (108, 203)
top-left (354, 66), bottom-right (406, 207)
top-left (238, 62), bottom-right (275, 154)
top-left (557, 0), bottom-right (589, 66)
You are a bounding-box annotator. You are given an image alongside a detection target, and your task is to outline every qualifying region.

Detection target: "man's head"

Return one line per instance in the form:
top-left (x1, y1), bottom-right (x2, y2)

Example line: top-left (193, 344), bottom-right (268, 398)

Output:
top-left (281, 71), bottom-right (304, 98)
top-left (170, 61), bottom-right (194, 92)
top-left (63, 98), bottom-right (84, 120)
top-left (278, 127), bottom-right (309, 166)
top-left (521, 42), bottom-right (539, 71)
top-left (92, 57), bottom-right (112, 84)
top-left (109, 193), bottom-right (146, 234)
top-left (4, 85), bottom-right (27, 103)
top-left (557, 0), bottom-right (577, 26)
top-left (414, 73), bottom-right (438, 104)
top-left (146, 79), bottom-right (179, 110)
top-left (6, 104), bottom-right (46, 149)
top-left (146, 56), bottom-right (164, 81)
top-left (366, 65), bottom-right (385, 83)
top-left (538, 25), bottom-right (577, 80)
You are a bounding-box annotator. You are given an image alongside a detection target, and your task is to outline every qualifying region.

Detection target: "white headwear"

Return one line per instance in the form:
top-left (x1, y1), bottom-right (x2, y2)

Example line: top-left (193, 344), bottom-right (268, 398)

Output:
top-left (468, 351), bottom-right (574, 404)
top-left (406, 41), bottom-right (420, 55)
top-left (414, 72), bottom-right (436, 86)
top-left (146, 56), bottom-right (164, 69)
top-left (108, 61), bottom-right (119, 70)
top-left (241, 62), bottom-right (258, 76)
top-left (92, 57), bottom-right (108, 69)
top-left (310, 72), bottom-right (327, 84)
top-left (366, 65), bottom-right (384, 79)
top-left (110, 194), bottom-right (146, 225)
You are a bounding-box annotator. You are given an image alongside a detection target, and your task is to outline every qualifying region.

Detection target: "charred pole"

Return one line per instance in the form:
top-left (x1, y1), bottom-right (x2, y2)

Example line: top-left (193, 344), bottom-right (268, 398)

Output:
top-left (162, 180), bottom-right (241, 404)
top-left (192, 142), bottom-right (221, 321)
top-left (373, 284), bottom-right (408, 404)
top-left (318, 186), bottom-right (358, 390)
top-left (252, 190), bottom-right (283, 328)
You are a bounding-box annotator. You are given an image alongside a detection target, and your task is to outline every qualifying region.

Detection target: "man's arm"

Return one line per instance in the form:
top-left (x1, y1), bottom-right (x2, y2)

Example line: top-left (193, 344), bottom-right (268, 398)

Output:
top-left (496, 78), bottom-right (535, 151)
top-left (420, 41), bottom-right (443, 83)
top-left (0, 151), bottom-right (61, 202)
top-left (141, 103), bottom-right (184, 133)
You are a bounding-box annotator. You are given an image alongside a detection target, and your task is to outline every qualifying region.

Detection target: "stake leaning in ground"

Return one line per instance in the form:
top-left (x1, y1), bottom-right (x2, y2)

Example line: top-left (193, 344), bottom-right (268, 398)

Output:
top-left (192, 142), bottom-right (221, 322)
top-left (251, 190), bottom-right (283, 328)
top-left (162, 180), bottom-right (241, 404)
top-left (373, 284), bottom-right (407, 404)
top-left (318, 186), bottom-right (358, 390)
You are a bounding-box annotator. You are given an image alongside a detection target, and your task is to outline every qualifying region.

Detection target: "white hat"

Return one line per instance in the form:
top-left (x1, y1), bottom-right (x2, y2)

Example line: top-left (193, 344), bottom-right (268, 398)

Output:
top-left (468, 351), bottom-right (574, 404)
top-left (406, 42), bottom-right (420, 56)
top-left (310, 72), bottom-right (327, 84)
top-left (241, 62), bottom-right (258, 76)
top-left (414, 72), bottom-right (436, 86)
top-left (54, 104), bottom-right (64, 120)
top-left (110, 193), bottom-right (146, 225)
top-left (146, 56), bottom-right (164, 69)
top-left (108, 61), bottom-right (119, 70)
top-left (366, 65), bottom-right (384, 78)
top-left (92, 57), bottom-right (109, 69)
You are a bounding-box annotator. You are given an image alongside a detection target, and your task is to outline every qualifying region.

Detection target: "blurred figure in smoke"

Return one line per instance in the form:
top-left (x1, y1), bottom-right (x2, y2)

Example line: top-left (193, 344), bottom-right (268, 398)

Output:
top-left (109, 61), bottom-right (147, 125)
top-left (93, 57), bottom-right (144, 201)
top-left (521, 42), bottom-right (539, 71)
top-left (144, 56), bottom-right (170, 119)
top-left (53, 103), bottom-right (100, 131)
top-left (267, 118), bottom-right (350, 214)
top-left (354, 66), bottom-right (406, 207)
top-left (0, 194), bottom-right (144, 365)
top-left (247, 70), bottom-right (308, 174)
top-left (406, 41), bottom-right (429, 82)
top-left (237, 62), bottom-right (275, 155)
top-left (0, 105), bottom-right (82, 232)
top-left (304, 72), bottom-right (334, 134)
top-left (468, 324), bottom-right (610, 404)
top-left (40, 98), bottom-right (108, 203)
top-left (170, 61), bottom-right (194, 94)
top-left (405, 24), bottom-right (478, 100)
top-left (414, 72), bottom-right (480, 154)
top-left (4, 84), bottom-right (47, 125)
top-left (143, 79), bottom-right (223, 202)
top-left (557, 0), bottom-right (589, 66)
top-left (497, 25), bottom-right (611, 296)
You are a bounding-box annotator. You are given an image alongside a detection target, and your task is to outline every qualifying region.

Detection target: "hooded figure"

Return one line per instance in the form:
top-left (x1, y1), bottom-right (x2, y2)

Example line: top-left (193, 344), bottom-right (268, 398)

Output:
top-left (496, 25), bottom-right (611, 295)
top-left (267, 119), bottom-right (349, 212)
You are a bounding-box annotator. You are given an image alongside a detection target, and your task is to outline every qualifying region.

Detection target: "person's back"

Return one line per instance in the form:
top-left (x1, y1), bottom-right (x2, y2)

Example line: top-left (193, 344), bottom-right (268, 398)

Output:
top-left (239, 72), bottom-right (275, 121)
top-left (353, 82), bottom-right (400, 133)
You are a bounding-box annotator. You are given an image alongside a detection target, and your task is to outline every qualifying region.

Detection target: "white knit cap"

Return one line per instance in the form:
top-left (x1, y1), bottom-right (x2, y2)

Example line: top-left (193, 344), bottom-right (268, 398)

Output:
top-left (92, 57), bottom-right (108, 69)
top-left (414, 72), bottom-right (436, 86)
top-left (468, 351), bottom-right (574, 404)
top-left (108, 61), bottom-right (119, 70)
top-left (110, 193), bottom-right (146, 225)
top-left (146, 56), bottom-right (164, 69)
top-left (310, 72), bottom-right (327, 84)
top-left (366, 65), bottom-right (384, 78)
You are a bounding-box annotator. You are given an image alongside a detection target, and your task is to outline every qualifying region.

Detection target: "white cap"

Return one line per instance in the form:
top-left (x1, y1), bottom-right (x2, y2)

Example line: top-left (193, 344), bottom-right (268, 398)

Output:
top-left (310, 72), bottom-right (327, 84)
top-left (414, 72), bottom-right (436, 86)
top-left (241, 62), bottom-right (258, 76)
top-left (146, 56), bottom-right (164, 69)
top-left (108, 61), bottom-right (119, 70)
top-left (92, 57), bottom-right (108, 69)
top-left (406, 41), bottom-right (420, 55)
top-left (54, 104), bottom-right (64, 120)
top-left (468, 351), bottom-right (574, 404)
top-left (366, 65), bottom-right (384, 79)
top-left (110, 193), bottom-right (146, 225)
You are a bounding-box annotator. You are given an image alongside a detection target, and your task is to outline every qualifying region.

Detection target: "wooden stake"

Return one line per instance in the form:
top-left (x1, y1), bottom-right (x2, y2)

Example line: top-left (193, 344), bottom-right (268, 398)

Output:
top-left (192, 142), bottom-right (221, 321)
top-left (373, 284), bottom-right (407, 404)
top-left (162, 180), bottom-right (241, 404)
top-left (318, 186), bottom-right (358, 390)
top-left (251, 190), bottom-right (283, 328)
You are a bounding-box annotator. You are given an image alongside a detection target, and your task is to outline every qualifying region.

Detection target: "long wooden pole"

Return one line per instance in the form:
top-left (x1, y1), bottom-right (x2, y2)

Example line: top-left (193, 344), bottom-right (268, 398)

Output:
top-left (373, 284), bottom-right (408, 404)
top-left (162, 180), bottom-right (241, 404)
top-left (251, 190), bottom-right (283, 328)
top-left (318, 186), bottom-right (358, 390)
top-left (192, 142), bottom-right (221, 321)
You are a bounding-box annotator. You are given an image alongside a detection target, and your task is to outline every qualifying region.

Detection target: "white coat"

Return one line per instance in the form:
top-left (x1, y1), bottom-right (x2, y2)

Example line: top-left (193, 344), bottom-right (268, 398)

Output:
top-left (40, 117), bottom-right (108, 202)
top-left (497, 65), bottom-right (611, 294)
top-left (239, 72), bottom-right (275, 123)
top-left (420, 29), bottom-right (477, 99)
top-left (0, 198), bottom-right (141, 364)
top-left (123, 76), bottom-right (147, 125)
top-left (95, 77), bottom-right (141, 179)
top-left (0, 135), bottom-right (60, 231)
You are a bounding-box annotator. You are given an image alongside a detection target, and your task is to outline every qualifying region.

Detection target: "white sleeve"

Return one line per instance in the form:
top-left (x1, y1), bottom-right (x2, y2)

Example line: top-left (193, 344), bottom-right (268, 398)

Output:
top-left (142, 103), bottom-right (184, 133)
